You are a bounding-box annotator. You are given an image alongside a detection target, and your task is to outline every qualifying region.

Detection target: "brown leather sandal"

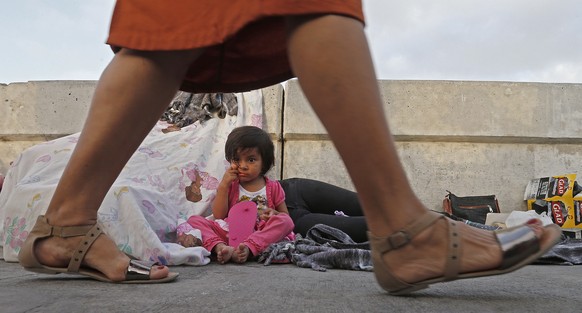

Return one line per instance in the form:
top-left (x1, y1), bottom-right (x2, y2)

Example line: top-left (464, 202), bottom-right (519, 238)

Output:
top-left (18, 215), bottom-right (178, 283)
top-left (368, 212), bottom-right (562, 295)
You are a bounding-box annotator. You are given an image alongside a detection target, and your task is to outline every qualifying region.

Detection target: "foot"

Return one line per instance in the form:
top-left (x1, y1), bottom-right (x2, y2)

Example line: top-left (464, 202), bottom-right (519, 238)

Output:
top-left (232, 244), bottom-right (251, 264)
top-left (34, 225), bottom-right (169, 281)
top-left (376, 213), bottom-right (547, 285)
top-left (214, 243), bottom-right (234, 264)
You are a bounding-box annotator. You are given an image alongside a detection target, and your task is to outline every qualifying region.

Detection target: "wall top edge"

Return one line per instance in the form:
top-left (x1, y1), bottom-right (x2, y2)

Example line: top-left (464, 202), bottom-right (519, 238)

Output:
top-left (285, 78), bottom-right (582, 87)
top-left (3, 79), bottom-right (580, 88)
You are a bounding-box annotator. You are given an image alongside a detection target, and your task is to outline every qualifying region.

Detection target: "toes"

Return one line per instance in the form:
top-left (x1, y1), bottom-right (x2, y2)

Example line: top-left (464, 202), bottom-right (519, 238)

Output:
top-left (216, 244), bottom-right (234, 264)
top-left (234, 244), bottom-right (249, 263)
top-left (149, 265), bottom-right (170, 280)
top-left (525, 218), bottom-right (545, 238)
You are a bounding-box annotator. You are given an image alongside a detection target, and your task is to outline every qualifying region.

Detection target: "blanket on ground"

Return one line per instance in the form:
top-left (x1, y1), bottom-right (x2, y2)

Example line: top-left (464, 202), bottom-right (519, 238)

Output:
top-left (257, 223), bottom-right (582, 270)
top-left (0, 90), bottom-right (264, 266)
top-left (535, 238), bottom-right (582, 265)
top-left (257, 224), bottom-right (373, 272)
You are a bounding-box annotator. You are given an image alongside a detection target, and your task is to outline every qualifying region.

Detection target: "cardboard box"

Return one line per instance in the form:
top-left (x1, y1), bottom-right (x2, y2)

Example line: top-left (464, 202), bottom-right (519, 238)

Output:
top-left (485, 213), bottom-right (511, 227)
top-left (562, 228), bottom-right (582, 239)
top-left (524, 174), bottom-right (582, 229)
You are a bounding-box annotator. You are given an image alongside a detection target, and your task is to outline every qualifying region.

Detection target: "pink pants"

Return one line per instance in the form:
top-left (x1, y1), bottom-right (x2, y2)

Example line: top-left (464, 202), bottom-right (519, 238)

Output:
top-left (187, 211), bottom-right (294, 256)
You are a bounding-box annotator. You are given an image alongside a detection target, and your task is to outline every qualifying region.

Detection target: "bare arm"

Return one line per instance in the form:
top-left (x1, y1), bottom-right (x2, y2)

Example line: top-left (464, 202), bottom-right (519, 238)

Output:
top-left (212, 164), bottom-right (239, 219)
top-left (275, 201), bottom-right (289, 215)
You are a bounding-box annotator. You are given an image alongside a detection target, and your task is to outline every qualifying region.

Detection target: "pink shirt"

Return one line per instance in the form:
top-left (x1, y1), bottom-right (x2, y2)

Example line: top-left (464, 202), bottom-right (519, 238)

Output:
top-left (227, 177), bottom-right (285, 210)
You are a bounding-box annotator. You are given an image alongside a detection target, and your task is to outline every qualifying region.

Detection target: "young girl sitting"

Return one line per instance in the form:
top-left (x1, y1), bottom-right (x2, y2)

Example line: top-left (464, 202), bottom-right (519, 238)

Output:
top-left (181, 126), bottom-right (294, 264)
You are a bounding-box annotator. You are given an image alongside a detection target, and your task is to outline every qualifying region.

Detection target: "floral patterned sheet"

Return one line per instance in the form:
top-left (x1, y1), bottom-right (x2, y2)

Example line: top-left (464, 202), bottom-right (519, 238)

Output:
top-left (0, 90), bottom-right (264, 266)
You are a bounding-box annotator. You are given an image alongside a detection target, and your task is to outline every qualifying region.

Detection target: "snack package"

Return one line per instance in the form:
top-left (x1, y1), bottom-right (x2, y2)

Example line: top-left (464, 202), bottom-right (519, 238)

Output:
top-left (524, 174), bottom-right (581, 229)
top-left (574, 192), bottom-right (582, 227)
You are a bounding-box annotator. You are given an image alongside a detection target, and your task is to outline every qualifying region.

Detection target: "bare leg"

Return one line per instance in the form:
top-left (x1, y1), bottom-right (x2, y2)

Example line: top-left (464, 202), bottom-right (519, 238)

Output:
top-left (285, 15), bottom-right (547, 284)
top-left (34, 48), bottom-right (202, 281)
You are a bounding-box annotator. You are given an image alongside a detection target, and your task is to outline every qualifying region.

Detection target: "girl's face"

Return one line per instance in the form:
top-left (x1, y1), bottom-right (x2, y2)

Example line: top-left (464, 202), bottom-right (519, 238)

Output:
top-left (232, 147), bottom-right (263, 183)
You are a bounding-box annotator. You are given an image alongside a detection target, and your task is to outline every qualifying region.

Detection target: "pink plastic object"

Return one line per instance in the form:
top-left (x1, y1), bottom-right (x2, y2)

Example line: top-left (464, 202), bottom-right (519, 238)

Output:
top-left (227, 201), bottom-right (258, 247)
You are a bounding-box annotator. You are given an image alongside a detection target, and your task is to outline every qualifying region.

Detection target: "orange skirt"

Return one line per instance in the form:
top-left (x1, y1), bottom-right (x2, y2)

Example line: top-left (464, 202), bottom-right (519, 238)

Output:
top-left (107, 0), bottom-right (364, 93)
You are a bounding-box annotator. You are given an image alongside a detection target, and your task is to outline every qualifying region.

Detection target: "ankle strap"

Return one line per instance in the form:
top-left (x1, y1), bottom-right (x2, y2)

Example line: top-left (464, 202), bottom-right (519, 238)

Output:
top-left (368, 212), bottom-right (442, 253)
top-left (33, 215), bottom-right (96, 238)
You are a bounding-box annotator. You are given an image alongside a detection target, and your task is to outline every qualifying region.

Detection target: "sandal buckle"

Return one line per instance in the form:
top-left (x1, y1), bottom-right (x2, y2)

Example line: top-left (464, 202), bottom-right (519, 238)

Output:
top-left (388, 231), bottom-right (411, 250)
top-left (49, 225), bottom-right (64, 237)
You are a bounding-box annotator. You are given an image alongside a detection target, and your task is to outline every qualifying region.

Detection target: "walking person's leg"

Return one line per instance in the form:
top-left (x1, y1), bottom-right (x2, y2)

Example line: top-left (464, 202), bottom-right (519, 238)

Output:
top-left (18, 49), bottom-right (202, 282)
top-left (285, 14), bottom-right (561, 294)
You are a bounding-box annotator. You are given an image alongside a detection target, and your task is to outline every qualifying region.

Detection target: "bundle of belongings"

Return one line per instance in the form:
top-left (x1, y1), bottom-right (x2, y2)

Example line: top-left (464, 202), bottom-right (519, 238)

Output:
top-left (438, 175), bottom-right (582, 265)
top-left (258, 224), bottom-right (372, 272)
top-left (441, 191), bottom-right (501, 231)
top-left (523, 174), bottom-right (582, 265)
top-left (160, 91), bottom-right (238, 129)
top-left (524, 174), bottom-right (582, 230)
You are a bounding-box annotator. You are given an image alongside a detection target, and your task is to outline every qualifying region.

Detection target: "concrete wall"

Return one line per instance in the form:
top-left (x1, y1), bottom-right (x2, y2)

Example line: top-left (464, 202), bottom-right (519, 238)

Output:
top-left (283, 80), bottom-right (582, 211)
top-left (2, 80), bottom-right (582, 212)
top-left (0, 81), bottom-right (95, 171)
top-left (0, 81), bottom-right (284, 178)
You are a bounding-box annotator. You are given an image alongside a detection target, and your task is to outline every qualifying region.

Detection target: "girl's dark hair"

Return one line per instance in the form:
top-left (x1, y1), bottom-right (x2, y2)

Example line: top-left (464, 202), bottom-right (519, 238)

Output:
top-left (225, 126), bottom-right (274, 175)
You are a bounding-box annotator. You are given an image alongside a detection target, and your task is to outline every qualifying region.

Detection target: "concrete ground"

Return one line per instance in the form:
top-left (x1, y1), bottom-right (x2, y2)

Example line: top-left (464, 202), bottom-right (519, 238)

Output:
top-left (0, 260), bottom-right (580, 313)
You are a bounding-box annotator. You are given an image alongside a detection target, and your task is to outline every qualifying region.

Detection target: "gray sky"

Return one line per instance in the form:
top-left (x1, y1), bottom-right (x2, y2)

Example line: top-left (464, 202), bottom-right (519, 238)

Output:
top-left (1, 0), bottom-right (581, 84)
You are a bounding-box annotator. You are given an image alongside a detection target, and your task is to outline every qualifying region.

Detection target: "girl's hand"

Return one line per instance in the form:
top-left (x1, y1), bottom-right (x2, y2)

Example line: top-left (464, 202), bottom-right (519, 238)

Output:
top-left (259, 207), bottom-right (278, 221)
top-left (220, 163), bottom-right (239, 186)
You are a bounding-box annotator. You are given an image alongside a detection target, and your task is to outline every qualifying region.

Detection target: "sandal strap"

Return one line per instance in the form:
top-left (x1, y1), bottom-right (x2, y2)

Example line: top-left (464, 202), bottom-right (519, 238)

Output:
top-left (495, 224), bottom-right (539, 270)
top-left (125, 260), bottom-right (158, 281)
top-left (30, 215), bottom-right (96, 238)
top-left (368, 213), bottom-right (462, 281)
top-left (368, 212), bottom-right (442, 254)
top-left (443, 219), bottom-right (461, 280)
top-left (67, 223), bottom-right (103, 272)
top-left (47, 223), bottom-right (97, 238)
top-left (21, 216), bottom-right (104, 273)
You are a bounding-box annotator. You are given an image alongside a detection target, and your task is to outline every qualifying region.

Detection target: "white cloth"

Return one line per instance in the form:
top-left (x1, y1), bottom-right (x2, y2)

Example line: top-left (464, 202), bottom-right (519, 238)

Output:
top-left (0, 90), bottom-right (264, 265)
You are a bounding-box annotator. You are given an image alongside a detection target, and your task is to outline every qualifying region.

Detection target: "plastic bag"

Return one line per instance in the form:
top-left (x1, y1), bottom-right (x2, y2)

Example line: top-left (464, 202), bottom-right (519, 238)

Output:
top-left (505, 210), bottom-right (554, 228)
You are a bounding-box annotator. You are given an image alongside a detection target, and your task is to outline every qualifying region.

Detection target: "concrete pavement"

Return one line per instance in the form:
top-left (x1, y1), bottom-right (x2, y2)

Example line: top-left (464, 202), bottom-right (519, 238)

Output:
top-left (0, 259), bottom-right (580, 313)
